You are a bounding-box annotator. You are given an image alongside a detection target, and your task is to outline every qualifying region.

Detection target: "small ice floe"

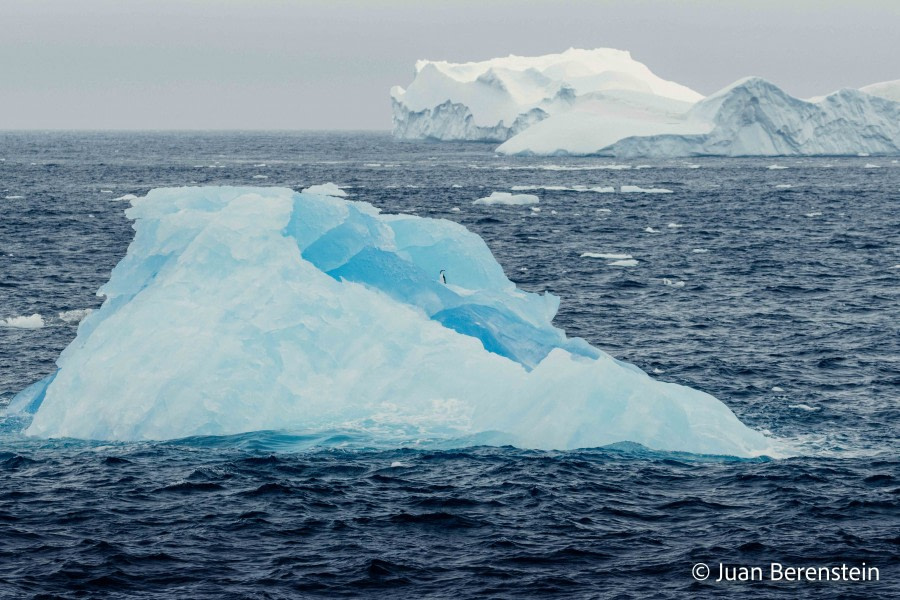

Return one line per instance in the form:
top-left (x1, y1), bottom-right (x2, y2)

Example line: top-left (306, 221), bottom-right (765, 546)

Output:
top-left (112, 194), bottom-right (139, 202)
top-left (473, 192), bottom-right (539, 206)
top-left (303, 183), bottom-right (348, 197)
top-left (253, 163), bottom-right (267, 167)
top-left (389, 461), bottom-right (408, 468)
top-left (661, 278), bottom-right (685, 288)
top-left (450, 207), bottom-right (461, 213)
top-left (858, 152), bottom-right (870, 157)
top-left (550, 210), bottom-right (557, 215)
top-left (59, 308), bottom-right (93, 324)
top-left (889, 264), bottom-right (900, 270)
top-left (518, 267), bottom-right (528, 272)
top-left (634, 165), bottom-right (652, 170)
top-left (581, 253), bottom-right (632, 260)
top-left (609, 259), bottom-right (638, 267)
top-left (4, 195), bottom-right (24, 199)
top-left (644, 227), bottom-right (658, 233)
top-left (771, 386), bottom-right (785, 392)
top-left (620, 185), bottom-right (673, 194)
top-left (100, 190), bottom-right (113, 194)
top-left (252, 175), bottom-right (268, 179)
top-left (805, 211), bottom-right (822, 217)
top-left (692, 248), bottom-right (709, 253)
top-left (667, 223), bottom-right (682, 229)
top-left (864, 163), bottom-right (880, 169)
top-left (775, 184), bottom-right (793, 188)
top-left (686, 164), bottom-right (700, 169)
top-left (767, 164), bottom-right (788, 170)
top-left (451, 184), bottom-right (463, 188)
top-left (790, 404), bottom-right (819, 412)
top-left (531, 206), bottom-right (541, 213)
top-left (1, 314), bottom-right (45, 329)
top-left (653, 368), bottom-right (665, 374)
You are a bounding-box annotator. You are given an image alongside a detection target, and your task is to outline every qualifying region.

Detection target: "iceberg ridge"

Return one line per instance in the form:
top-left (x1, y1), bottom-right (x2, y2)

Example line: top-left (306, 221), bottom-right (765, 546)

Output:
top-left (10, 186), bottom-right (774, 457)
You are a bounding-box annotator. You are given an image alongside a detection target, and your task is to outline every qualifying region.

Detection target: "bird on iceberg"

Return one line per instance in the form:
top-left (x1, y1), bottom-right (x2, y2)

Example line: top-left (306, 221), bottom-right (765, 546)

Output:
top-left (440, 269), bottom-right (447, 284)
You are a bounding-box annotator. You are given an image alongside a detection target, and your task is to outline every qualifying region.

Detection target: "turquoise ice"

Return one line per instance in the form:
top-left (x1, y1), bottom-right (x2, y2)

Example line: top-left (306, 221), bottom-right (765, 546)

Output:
top-left (14, 186), bottom-right (774, 456)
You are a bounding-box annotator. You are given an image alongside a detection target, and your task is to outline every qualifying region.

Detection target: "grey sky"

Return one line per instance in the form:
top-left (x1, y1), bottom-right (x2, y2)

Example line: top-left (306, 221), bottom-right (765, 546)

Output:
top-left (1, 0), bottom-right (898, 130)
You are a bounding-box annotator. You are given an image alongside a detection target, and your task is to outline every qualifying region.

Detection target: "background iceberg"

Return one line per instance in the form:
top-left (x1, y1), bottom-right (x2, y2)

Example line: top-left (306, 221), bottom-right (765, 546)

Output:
top-left (391, 48), bottom-right (702, 142)
top-left (392, 48), bottom-right (900, 157)
top-left (12, 186), bottom-right (774, 457)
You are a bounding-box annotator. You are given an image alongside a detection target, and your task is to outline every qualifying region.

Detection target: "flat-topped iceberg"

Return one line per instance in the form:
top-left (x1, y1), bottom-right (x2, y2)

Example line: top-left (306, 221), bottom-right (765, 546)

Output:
top-left (391, 47), bottom-right (702, 142)
top-left (392, 48), bottom-right (900, 156)
top-left (10, 186), bottom-right (774, 457)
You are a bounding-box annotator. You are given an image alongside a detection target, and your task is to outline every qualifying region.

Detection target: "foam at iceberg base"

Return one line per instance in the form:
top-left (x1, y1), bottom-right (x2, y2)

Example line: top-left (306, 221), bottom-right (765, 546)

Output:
top-left (12, 186), bottom-right (774, 457)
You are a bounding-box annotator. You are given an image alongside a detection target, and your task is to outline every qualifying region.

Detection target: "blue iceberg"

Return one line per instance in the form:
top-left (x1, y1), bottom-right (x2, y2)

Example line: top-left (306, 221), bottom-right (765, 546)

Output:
top-left (11, 186), bottom-right (774, 456)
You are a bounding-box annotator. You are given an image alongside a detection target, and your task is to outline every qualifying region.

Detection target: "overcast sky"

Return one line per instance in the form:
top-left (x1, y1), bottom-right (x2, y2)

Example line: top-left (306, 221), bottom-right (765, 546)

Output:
top-left (1, 0), bottom-right (898, 130)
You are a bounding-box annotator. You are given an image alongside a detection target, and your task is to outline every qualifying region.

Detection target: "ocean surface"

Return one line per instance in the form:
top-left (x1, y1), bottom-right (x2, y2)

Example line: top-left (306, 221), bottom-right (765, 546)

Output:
top-left (0, 131), bottom-right (898, 599)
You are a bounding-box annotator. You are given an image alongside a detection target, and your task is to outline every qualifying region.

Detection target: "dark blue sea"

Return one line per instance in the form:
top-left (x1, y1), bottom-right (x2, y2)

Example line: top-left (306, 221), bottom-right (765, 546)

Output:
top-left (0, 132), bottom-right (898, 599)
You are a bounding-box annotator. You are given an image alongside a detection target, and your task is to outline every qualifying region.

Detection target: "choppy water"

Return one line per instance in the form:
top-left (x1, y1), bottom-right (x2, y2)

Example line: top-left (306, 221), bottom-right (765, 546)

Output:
top-left (1, 132), bottom-right (898, 598)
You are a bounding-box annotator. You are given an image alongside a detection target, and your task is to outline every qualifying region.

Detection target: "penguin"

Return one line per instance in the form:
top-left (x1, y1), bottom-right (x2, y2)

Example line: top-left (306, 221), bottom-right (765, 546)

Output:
top-left (439, 269), bottom-right (447, 284)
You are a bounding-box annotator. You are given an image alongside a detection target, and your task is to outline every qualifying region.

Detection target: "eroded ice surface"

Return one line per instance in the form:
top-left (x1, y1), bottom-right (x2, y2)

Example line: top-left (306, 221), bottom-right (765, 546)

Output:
top-left (12, 186), bottom-right (774, 457)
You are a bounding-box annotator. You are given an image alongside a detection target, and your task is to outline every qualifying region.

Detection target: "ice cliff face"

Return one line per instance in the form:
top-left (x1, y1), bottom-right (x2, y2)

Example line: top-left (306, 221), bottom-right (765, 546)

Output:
top-left (498, 77), bottom-right (900, 157)
top-left (10, 186), bottom-right (773, 457)
top-left (391, 48), bottom-right (703, 142)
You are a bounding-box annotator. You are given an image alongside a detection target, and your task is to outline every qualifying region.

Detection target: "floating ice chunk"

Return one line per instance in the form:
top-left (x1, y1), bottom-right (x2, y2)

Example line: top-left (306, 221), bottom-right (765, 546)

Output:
top-left (790, 404), bottom-right (819, 412)
top-left (59, 309), bottom-right (93, 324)
top-left (252, 175), bottom-right (268, 179)
top-left (662, 278), bottom-right (685, 288)
top-left (889, 264), bottom-right (900, 270)
top-left (805, 212), bottom-right (822, 217)
top-left (4, 195), bottom-right (24, 199)
top-left (621, 185), bottom-right (672, 194)
top-left (644, 227), bottom-right (658, 233)
top-left (100, 190), bottom-right (113, 194)
top-left (389, 461), bottom-right (408, 468)
top-left (474, 192), bottom-right (539, 206)
top-left (609, 259), bottom-right (639, 267)
top-left (113, 194), bottom-right (140, 202)
top-left (1, 314), bottom-right (44, 329)
top-left (253, 163), bottom-right (267, 167)
top-left (667, 223), bottom-right (682, 229)
top-left (686, 164), bottom-right (700, 169)
top-left (451, 184), bottom-right (463, 188)
top-left (692, 248), bottom-right (709, 253)
top-left (581, 252), bottom-right (632, 260)
top-left (767, 165), bottom-right (788, 170)
top-left (775, 184), bottom-right (793, 188)
top-left (13, 186), bottom-right (774, 457)
top-left (302, 182), bottom-right (348, 197)
top-left (864, 163), bottom-right (880, 168)
top-left (530, 207), bottom-right (541, 213)
top-left (771, 386), bottom-right (785, 392)
top-left (597, 208), bottom-right (611, 213)
top-left (451, 207), bottom-right (461, 212)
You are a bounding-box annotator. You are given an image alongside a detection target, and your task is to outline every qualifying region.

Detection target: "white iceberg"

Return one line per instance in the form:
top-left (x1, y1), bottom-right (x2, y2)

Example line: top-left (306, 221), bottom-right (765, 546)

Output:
top-left (10, 186), bottom-right (774, 457)
top-left (391, 48), bottom-right (702, 142)
top-left (861, 79), bottom-right (900, 103)
top-left (473, 192), bottom-right (540, 206)
top-left (499, 77), bottom-right (900, 157)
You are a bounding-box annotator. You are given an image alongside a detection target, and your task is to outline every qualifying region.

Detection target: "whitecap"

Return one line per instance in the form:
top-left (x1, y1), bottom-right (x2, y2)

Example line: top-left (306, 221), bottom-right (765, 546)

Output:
top-left (790, 404), bottom-right (819, 412)
top-left (692, 248), bottom-right (709, 254)
top-left (252, 175), bottom-right (268, 179)
top-left (1, 314), bottom-right (44, 329)
top-left (662, 278), bottom-right (685, 288)
top-left (4, 195), bottom-right (24, 199)
top-left (621, 185), bottom-right (673, 194)
top-left (667, 223), bottom-right (682, 229)
top-left (59, 309), bottom-right (93, 324)
top-left (805, 212), bottom-right (822, 217)
top-left (767, 165), bottom-right (788, 170)
top-left (644, 227), bottom-right (658, 233)
top-left (608, 259), bottom-right (638, 267)
top-left (581, 252), bottom-right (632, 260)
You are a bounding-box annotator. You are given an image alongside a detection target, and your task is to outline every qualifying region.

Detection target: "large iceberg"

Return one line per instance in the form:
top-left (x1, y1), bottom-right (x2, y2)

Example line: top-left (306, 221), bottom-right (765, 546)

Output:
top-left (498, 77), bottom-right (900, 157)
top-left (391, 48), bottom-right (703, 142)
top-left (10, 186), bottom-right (774, 457)
top-left (392, 48), bottom-right (900, 156)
